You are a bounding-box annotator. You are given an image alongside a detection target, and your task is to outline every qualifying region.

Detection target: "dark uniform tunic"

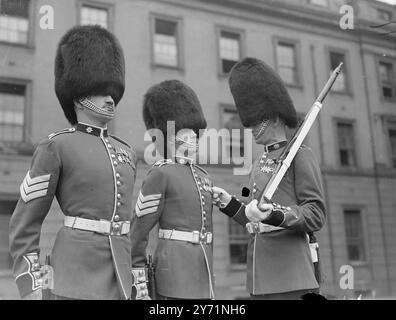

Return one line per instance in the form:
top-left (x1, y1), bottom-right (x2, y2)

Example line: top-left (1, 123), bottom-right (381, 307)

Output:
top-left (9, 123), bottom-right (137, 299)
top-left (131, 158), bottom-right (215, 299)
top-left (221, 145), bottom-right (326, 296)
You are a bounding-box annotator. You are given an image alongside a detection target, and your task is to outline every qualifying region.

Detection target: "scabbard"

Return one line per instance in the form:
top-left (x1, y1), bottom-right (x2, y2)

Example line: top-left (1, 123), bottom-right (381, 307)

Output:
top-left (146, 255), bottom-right (157, 300)
top-left (42, 255), bottom-right (53, 300)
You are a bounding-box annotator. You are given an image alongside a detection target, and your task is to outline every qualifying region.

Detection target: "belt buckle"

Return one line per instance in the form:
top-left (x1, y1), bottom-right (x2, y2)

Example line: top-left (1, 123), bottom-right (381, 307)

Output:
top-left (191, 231), bottom-right (200, 244)
top-left (205, 232), bottom-right (213, 244)
top-left (110, 222), bottom-right (122, 236)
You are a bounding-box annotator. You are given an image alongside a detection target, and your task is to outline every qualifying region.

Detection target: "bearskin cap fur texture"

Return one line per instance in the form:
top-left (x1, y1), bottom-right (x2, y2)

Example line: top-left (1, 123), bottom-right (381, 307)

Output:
top-left (55, 25), bottom-right (125, 125)
top-left (142, 80), bottom-right (207, 136)
top-left (228, 57), bottom-right (298, 128)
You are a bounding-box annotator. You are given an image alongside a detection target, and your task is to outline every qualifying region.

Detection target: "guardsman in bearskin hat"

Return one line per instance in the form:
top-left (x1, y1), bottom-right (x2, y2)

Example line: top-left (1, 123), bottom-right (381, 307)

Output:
top-left (9, 25), bottom-right (142, 300)
top-left (130, 80), bottom-right (215, 300)
top-left (212, 57), bottom-right (326, 299)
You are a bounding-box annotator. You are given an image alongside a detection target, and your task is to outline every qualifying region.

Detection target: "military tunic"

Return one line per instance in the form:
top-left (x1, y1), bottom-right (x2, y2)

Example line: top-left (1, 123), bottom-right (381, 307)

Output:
top-left (9, 123), bottom-right (137, 299)
top-left (131, 158), bottom-right (215, 299)
top-left (221, 145), bottom-right (326, 295)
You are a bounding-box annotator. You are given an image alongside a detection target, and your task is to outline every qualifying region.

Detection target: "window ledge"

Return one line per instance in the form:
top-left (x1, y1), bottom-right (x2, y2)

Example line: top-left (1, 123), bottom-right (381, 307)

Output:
top-left (218, 72), bottom-right (231, 79)
top-left (229, 264), bottom-right (247, 272)
top-left (151, 63), bottom-right (184, 72)
top-left (0, 142), bottom-right (35, 157)
top-left (0, 41), bottom-right (35, 50)
top-left (329, 90), bottom-right (354, 98)
top-left (380, 97), bottom-right (396, 104)
top-left (349, 261), bottom-right (369, 268)
top-left (285, 83), bottom-right (304, 90)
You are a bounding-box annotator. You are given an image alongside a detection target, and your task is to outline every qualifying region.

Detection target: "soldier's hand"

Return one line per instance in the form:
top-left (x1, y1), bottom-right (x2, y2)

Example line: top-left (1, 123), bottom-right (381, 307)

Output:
top-left (211, 186), bottom-right (232, 208)
top-left (245, 200), bottom-right (273, 222)
top-left (22, 289), bottom-right (42, 300)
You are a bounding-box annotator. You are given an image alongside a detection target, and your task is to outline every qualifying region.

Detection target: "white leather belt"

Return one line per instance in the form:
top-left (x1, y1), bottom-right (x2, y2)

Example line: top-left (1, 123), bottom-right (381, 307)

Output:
top-left (158, 229), bottom-right (213, 245)
top-left (64, 216), bottom-right (130, 236)
top-left (246, 222), bottom-right (284, 234)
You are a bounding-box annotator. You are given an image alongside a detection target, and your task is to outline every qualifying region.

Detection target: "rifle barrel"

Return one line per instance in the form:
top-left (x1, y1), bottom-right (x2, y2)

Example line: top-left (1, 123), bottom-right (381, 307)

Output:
top-left (260, 62), bottom-right (343, 203)
top-left (317, 62), bottom-right (343, 103)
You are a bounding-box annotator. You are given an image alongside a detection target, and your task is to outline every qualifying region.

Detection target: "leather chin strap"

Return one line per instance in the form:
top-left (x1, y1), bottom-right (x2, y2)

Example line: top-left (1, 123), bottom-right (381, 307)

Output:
top-left (79, 98), bottom-right (114, 118)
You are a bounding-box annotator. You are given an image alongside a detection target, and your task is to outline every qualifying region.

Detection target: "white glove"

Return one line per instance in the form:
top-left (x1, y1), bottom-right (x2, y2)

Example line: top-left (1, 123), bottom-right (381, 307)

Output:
top-left (245, 200), bottom-right (273, 223)
top-left (211, 186), bottom-right (232, 208)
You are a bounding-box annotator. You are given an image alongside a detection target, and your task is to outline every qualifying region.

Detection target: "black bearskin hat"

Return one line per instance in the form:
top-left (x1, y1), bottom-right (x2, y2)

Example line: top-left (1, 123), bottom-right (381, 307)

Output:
top-left (228, 57), bottom-right (298, 128)
top-left (142, 80), bottom-right (207, 136)
top-left (55, 25), bottom-right (125, 125)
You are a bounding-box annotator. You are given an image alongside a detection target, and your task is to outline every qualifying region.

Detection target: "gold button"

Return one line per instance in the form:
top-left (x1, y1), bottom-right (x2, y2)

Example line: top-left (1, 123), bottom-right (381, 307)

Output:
top-left (117, 193), bottom-right (121, 199)
top-left (105, 139), bottom-right (109, 143)
top-left (111, 154), bottom-right (116, 159)
top-left (107, 144), bottom-right (112, 148)
top-left (113, 224), bottom-right (120, 232)
top-left (113, 161), bottom-right (118, 166)
top-left (117, 181), bottom-right (121, 186)
top-left (116, 173), bottom-right (121, 179)
top-left (202, 202), bottom-right (205, 206)
top-left (202, 211), bottom-right (206, 215)
top-left (114, 215), bottom-right (120, 222)
top-left (117, 202), bottom-right (121, 207)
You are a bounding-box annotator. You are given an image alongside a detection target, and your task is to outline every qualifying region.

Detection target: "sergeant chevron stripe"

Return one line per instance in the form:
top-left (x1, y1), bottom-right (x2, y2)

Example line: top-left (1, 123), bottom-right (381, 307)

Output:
top-left (135, 191), bottom-right (162, 217)
top-left (20, 171), bottom-right (51, 203)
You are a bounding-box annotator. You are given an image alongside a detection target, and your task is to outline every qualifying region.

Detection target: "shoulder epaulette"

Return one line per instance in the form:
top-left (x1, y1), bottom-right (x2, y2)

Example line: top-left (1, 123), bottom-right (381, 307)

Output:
top-left (194, 164), bottom-right (208, 175)
top-left (48, 128), bottom-right (75, 139)
top-left (153, 159), bottom-right (173, 168)
top-left (109, 134), bottom-right (131, 148)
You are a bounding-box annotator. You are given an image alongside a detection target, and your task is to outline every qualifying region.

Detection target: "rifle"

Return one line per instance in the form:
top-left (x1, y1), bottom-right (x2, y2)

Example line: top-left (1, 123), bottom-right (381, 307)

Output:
top-left (146, 255), bottom-right (157, 299)
top-left (258, 62), bottom-right (343, 283)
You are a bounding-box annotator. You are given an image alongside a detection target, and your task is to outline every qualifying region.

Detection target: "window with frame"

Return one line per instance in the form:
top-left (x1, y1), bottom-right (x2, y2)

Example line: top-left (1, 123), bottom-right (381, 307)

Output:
top-left (221, 106), bottom-right (245, 164)
top-left (0, 0), bottom-right (30, 44)
top-left (0, 200), bottom-right (17, 271)
top-left (276, 42), bottom-right (299, 86)
top-left (309, 0), bottom-right (328, 7)
top-left (80, 4), bottom-right (109, 29)
top-left (219, 30), bottom-right (241, 74)
top-left (0, 82), bottom-right (26, 143)
top-left (344, 208), bottom-right (366, 263)
top-left (387, 121), bottom-right (396, 168)
top-left (229, 219), bottom-right (248, 265)
top-left (378, 61), bottom-right (394, 100)
top-left (329, 51), bottom-right (348, 92)
top-left (336, 121), bottom-right (357, 168)
top-left (153, 18), bottom-right (179, 68)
